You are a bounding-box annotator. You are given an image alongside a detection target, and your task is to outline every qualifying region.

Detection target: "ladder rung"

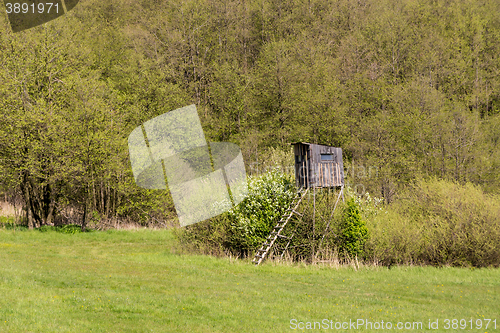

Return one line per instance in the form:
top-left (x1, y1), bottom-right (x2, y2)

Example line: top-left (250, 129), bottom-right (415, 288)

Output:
top-left (285, 208), bottom-right (302, 216)
top-left (277, 234), bottom-right (291, 239)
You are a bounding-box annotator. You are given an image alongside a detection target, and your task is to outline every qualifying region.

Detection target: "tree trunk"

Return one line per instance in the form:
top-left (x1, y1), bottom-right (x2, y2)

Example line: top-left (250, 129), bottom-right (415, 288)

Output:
top-left (81, 200), bottom-right (88, 232)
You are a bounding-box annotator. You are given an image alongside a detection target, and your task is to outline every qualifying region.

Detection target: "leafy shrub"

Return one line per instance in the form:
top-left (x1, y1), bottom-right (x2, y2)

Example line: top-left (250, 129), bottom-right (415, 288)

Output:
top-left (178, 177), bottom-right (377, 261)
top-left (116, 184), bottom-right (177, 226)
top-left (176, 168), bottom-right (295, 256)
top-left (339, 198), bottom-right (369, 257)
top-left (0, 216), bottom-right (28, 230)
top-left (344, 186), bottom-right (385, 220)
top-left (226, 168), bottom-right (295, 251)
top-left (365, 178), bottom-right (500, 267)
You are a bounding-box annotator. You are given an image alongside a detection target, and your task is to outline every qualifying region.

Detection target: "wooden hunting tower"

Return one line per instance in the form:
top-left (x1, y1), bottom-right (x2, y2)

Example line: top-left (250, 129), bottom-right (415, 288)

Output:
top-left (293, 142), bottom-right (344, 188)
top-left (252, 143), bottom-right (346, 265)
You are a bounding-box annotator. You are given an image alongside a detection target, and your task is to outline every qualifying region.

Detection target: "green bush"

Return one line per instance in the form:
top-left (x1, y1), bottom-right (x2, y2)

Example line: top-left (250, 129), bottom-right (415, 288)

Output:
top-left (38, 224), bottom-right (91, 234)
top-left (226, 168), bottom-right (295, 251)
top-left (176, 169), bottom-right (295, 256)
top-left (365, 178), bottom-right (500, 267)
top-left (339, 198), bottom-right (369, 257)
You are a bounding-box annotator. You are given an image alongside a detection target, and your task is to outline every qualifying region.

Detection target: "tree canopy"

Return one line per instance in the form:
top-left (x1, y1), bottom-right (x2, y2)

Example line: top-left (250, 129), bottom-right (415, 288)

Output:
top-left (1, 0), bottom-right (500, 226)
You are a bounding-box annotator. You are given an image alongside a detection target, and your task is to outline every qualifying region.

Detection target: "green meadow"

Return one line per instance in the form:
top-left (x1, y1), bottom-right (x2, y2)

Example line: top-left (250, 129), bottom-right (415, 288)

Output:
top-left (0, 228), bottom-right (498, 332)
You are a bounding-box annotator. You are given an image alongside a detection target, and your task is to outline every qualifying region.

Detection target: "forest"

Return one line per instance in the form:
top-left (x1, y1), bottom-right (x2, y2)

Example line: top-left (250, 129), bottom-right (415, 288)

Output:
top-left (1, 0), bottom-right (500, 232)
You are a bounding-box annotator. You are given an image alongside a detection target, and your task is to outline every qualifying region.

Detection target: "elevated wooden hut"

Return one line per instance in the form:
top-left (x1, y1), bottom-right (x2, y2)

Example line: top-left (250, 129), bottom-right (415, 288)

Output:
top-left (253, 143), bottom-right (345, 265)
top-left (293, 142), bottom-right (344, 189)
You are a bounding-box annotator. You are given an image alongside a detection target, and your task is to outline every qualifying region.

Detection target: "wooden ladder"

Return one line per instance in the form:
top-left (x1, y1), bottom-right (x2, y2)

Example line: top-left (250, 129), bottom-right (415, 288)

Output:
top-left (252, 187), bottom-right (309, 265)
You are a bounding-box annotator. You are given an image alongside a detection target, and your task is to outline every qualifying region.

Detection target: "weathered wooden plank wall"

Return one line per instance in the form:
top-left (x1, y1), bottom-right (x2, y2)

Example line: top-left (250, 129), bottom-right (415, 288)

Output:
top-left (293, 143), bottom-right (344, 188)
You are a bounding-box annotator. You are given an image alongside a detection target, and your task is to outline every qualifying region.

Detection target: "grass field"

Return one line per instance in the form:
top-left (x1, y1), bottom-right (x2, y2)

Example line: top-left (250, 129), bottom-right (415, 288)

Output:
top-left (0, 227), bottom-right (498, 332)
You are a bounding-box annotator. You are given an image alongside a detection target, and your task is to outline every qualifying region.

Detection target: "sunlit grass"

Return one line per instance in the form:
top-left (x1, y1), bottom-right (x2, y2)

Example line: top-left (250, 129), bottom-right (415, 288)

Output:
top-left (0, 228), bottom-right (498, 332)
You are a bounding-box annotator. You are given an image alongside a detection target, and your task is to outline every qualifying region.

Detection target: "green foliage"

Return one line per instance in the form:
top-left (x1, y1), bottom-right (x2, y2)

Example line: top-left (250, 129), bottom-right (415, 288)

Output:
top-left (177, 169), bottom-right (295, 256)
top-left (339, 198), bottom-right (369, 258)
top-left (344, 186), bottom-right (385, 220)
top-left (38, 224), bottom-right (90, 234)
top-left (1, 0), bottom-right (500, 231)
top-left (365, 178), bottom-right (500, 267)
top-left (226, 169), bottom-right (295, 251)
top-left (0, 216), bottom-right (15, 225)
top-left (115, 183), bottom-right (177, 227)
top-left (0, 216), bottom-right (27, 230)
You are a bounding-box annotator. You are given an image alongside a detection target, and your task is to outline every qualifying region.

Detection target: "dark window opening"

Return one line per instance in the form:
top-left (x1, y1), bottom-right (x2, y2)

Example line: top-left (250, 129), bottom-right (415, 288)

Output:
top-left (320, 154), bottom-right (333, 161)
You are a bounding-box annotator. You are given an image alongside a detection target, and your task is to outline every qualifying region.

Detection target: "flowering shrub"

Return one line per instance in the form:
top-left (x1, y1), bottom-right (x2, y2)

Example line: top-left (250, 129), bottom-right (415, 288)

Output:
top-left (177, 168), bottom-right (296, 256)
top-left (344, 186), bottom-right (385, 220)
top-left (225, 168), bottom-right (296, 252)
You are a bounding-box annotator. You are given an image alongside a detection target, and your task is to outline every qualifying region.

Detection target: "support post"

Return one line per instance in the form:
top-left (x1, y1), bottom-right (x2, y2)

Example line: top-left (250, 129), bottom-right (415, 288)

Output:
top-left (312, 184), bottom-right (316, 259)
